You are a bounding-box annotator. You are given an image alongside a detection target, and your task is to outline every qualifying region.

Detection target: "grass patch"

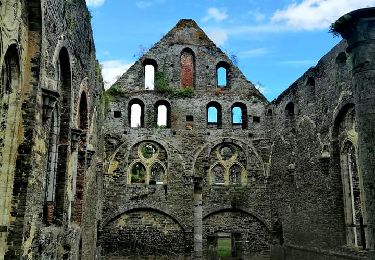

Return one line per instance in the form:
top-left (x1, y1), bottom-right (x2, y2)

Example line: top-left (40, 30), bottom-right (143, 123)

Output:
top-left (217, 238), bottom-right (232, 257)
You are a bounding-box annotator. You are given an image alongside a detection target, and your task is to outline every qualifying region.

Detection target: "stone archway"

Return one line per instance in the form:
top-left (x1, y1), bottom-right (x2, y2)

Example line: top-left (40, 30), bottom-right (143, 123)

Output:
top-left (100, 208), bottom-right (187, 259)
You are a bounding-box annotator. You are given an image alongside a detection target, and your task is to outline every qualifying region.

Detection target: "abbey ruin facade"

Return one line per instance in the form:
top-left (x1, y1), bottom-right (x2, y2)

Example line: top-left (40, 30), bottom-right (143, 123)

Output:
top-left (0, 1), bottom-right (375, 259)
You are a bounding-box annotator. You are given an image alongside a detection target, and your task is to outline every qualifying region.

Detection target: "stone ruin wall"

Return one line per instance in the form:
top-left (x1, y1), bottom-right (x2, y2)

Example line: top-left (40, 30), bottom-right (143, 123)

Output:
top-left (0, 0), bottom-right (104, 259)
top-left (0, 2), bottom-right (374, 260)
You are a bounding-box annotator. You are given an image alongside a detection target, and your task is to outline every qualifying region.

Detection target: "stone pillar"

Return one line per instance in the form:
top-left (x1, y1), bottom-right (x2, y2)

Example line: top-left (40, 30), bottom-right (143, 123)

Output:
top-left (334, 8), bottom-right (375, 255)
top-left (193, 177), bottom-right (203, 259)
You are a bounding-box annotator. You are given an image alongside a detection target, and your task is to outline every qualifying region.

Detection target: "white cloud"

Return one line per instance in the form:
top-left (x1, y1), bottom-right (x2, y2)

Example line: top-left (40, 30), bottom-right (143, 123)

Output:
top-left (238, 48), bottom-right (270, 58)
top-left (101, 60), bottom-right (134, 89)
top-left (86, 0), bottom-right (105, 7)
top-left (271, 0), bottom-right (375, 30)
top-left (203, 8), bottom-right (228, 22)
top-left (207, 29), bottom-right (228, 46)
top-left (136, 0), bottom-right (166, 9)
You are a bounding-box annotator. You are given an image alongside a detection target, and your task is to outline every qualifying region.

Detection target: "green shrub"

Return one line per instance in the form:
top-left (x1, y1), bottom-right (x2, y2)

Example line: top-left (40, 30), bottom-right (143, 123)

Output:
top-left (155, 71), bottom-right (194, 98)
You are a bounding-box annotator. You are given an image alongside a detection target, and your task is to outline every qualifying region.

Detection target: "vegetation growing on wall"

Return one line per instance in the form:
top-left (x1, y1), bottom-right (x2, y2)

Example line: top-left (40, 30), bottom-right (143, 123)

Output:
top-left (155, 71), bottom-right (194, 98)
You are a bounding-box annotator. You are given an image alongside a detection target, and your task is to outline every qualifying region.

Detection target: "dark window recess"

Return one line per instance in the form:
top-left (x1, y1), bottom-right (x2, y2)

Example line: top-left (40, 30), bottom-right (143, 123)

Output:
top-left (253, 116), bottom-right (260, 123)
top-left (114, 111), bottom-right (122, 118)
top-left (186, 115), bottom-right (194, 121)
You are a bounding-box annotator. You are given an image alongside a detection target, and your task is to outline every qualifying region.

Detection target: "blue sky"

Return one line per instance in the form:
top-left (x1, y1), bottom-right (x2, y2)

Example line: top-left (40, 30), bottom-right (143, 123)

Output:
top-left (86, 0), bottom-right (375, 101)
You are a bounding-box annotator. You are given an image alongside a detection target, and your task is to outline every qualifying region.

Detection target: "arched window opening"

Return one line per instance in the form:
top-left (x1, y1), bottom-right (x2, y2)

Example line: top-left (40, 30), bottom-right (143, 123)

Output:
top-left (267, 109), bottom-right (273, 117)
top-left (231, 103), bottom-right (247, 129)
top-left (207, 101), bottom-right (222, 128)
top-left (150, 163), bottom-right (165, 185)
top-left (229, 164), bottom-right (242, 184)
top-left (145, 64), bottom-right (155, 90)
top-left (336, 52), bottom-right (347, 66)
top-left (285, 102), bottom-right (295, 118)
top-left (180, 48), bottom-right (195, 88)
top-left (212, 164), bottom-right (225, 185)
top-left (216, 62), bottom-right (229, 88)
top-left (157, 105), bottom-right (167, 126)
top-left (72, 91), bottom-right (89, 224)
top-left (208, 107), bottom-right (218, 123)
top-left (79, 92), bottom-right (88, 130)
top-left (128, 141), bottom-right (168, 185)
top-left (306, 77), bottom-right (316, 97)
top-left (333, 104), bottom-right (367, 249)
top-left (342, 142), bottom-right (366, 249)
top-left (1, 45), bottom-right (20, 96)
top-left (307, 77), bottom-right (315, 87)
top-left (43, 108), bottom-right (59, 225)
top-left (54, 47), bottom-right (72, 223)
top-left (154, 100), bottom-right (171, 128)
top-left (131, 162), bottom-right (147, 183)
top-left (131, 104), bottom-right (142, 127)
top-left (129, 99), bottom-right (145, 128)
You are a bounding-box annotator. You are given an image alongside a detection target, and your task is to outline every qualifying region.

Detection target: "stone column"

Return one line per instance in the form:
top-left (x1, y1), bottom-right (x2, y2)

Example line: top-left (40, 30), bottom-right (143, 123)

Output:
top-left (334, 8), bottom-right (375, 255)
top-left (193, 177), bottom-right (203, 259)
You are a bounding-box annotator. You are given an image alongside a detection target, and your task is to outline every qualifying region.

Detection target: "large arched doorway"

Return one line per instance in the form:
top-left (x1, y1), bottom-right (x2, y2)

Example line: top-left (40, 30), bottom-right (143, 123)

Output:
top-left (100, 209), bottom-right (186, 259)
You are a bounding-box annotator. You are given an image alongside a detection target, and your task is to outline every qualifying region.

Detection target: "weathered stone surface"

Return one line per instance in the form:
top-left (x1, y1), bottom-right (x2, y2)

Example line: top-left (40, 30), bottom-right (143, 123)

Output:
top-left (1, 3), bottom-right (375, 260)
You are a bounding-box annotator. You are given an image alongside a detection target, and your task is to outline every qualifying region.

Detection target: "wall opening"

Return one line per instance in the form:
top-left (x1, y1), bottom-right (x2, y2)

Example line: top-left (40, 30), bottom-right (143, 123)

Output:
top-left (231, 103), bottom-right (247, 129)
top-left (180, 48), bottom-right (195, 88)
top-left (212, 164), bottom-right (225, 185)
top-left (79, 92), bottom-right (88, 130)
top-left (150, 162), bottom-right (165, 185)
top-left (186, 115), bottom-right (194, 122)
top-left (144, 59), bottom-right (157, 90)
top-left (144, 65), bottom-right (155, 90)
top-left (154, 100), bottom-right (171, 128)
top-left (128, 99), bottom-right (145, 127)
top-left (72, 91), bottom-right (89, 224)
top-left (207, 101), bottom-right (222, 128)
top-left (55, 47), bottom-right (72, 223)
top-left (267, 109), bottom-right (273, 117)
top-left (333, 103), bottom-right (367, 249)
top-left (306, 77), bottom-right (316, 97)
top-left (336, 52), bottom-right (347, 66)
top-left (341, 142), bottom-right (366, 249)
top-left (285, 102), bottom-right (294, 118)
top-left (43, 107), bottom-right (59, 225)
top-left (131, 162), bottom-right (147, 183)
top-left (114, 111), bottom-right (122, 118)
top-left (216, 62), bottom-right (229, 88)
top-left (128, 141), bottom-right (168, 185)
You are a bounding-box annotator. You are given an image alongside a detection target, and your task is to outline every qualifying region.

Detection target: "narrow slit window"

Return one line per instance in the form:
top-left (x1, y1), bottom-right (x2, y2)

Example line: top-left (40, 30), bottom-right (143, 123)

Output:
top-left (145, 64), bottom-right (155, 90)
